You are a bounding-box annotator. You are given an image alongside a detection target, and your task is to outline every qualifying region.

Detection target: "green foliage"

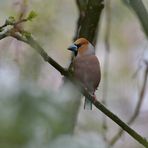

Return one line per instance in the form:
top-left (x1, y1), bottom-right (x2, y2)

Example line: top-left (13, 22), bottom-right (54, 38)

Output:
top-left (27, 11), bottom-right (37, 21)
top-left (5, 16), bottom-right (15, 25)
top-left (22, 30), bottom-right (32, 38)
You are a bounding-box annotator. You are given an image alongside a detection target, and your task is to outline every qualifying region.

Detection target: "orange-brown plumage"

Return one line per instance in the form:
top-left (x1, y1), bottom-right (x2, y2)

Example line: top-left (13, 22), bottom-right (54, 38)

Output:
top-left (74, 38), bottom-right (91, 56)
top-left (68, 38), bottom-right (101, 109)
top-left (74, 38), bottom-right (89, 45)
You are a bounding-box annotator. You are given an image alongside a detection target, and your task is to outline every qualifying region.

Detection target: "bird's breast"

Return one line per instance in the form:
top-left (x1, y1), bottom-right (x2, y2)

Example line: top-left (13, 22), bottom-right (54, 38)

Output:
top-left (73, 55), bottom-right (101, 92)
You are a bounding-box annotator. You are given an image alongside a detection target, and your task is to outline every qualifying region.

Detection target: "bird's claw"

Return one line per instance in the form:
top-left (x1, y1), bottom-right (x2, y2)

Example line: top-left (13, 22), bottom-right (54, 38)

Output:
top-left (92, 93), bottom-right (97, 103)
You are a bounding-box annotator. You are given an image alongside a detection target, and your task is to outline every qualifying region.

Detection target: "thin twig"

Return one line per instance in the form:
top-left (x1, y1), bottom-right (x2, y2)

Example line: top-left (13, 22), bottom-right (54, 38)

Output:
top-left (13, 0), bottom-right (28, 62)
top-left (0, 33), bottom-right (7, 40)
top-left (0, 24), bottom-right (7, 30)
top-left (110, 62), bottom-right (148, 145)
top-left (83, 87), bottom-right (148, 148)
top-left (14, 19), bottom-right (28, 26)
top-left (0, 18), bottom-right (28, 32)
top-left (17, 0), bottom-right (28, 20)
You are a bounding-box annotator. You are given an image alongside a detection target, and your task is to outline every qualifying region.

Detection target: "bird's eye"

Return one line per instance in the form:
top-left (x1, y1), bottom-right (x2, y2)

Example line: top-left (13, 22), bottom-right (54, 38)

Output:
top-left (75, 43), bottom-right (81, 48)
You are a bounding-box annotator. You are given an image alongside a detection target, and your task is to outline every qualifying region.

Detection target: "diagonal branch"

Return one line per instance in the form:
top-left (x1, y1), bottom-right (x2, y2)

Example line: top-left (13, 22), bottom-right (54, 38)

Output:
top-left (11, 33), bottom-right (69, 77)
top-left (110, 61), bottom-right (148, 145)
top-left (0, 33), bottom-right (7, 40)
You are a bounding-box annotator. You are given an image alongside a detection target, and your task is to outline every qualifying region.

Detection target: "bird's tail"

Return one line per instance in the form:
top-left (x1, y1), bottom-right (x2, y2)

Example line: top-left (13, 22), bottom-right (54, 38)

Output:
top-left (84, 97), bottom-right (92, 110)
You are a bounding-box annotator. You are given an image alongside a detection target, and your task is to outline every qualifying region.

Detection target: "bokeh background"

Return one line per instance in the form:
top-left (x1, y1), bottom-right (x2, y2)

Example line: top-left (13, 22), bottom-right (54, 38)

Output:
top-left (0, 0), bottom-right (148, 148)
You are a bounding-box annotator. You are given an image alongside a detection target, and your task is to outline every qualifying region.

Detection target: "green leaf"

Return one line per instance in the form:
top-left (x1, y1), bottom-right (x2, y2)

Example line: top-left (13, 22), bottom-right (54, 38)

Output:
top-left (5, 16), bottom-right (15, 25)
top-left (8, 16), bottom-right (15, 22)
top-left (21, 30), bottom-right (32, 38)
top-left (27, 11), bottom-right (37, 21)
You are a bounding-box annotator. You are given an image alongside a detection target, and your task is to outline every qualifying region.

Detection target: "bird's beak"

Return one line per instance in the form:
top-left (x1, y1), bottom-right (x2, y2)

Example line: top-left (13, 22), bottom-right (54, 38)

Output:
top-left (67, 44), bottom-right (77, 53)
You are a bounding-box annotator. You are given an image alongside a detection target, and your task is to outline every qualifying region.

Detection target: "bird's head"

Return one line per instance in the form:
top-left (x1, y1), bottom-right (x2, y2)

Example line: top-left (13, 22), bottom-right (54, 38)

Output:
top-left (67, 38), bottom-right (95, 57)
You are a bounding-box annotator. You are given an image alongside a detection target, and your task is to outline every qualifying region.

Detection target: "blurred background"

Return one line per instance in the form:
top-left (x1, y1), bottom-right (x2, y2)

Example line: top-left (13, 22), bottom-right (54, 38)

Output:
top-left (0, 0), bottom-right (148, 148)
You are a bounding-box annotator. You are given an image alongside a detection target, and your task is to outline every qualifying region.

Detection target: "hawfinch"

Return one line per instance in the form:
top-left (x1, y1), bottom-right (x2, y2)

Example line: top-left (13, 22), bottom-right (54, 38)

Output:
top-left (68, 38), bottom-right (101, 109)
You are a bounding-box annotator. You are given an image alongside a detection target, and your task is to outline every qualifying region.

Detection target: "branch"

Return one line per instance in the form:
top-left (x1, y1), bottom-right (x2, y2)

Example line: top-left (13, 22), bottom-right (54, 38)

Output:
top-left (110, 61), bottom-right (148, 145)
top-left (122, 0), bottom-right (148, 38)
top-left (13, 34), bottom-right (69, 77)
top-left (0, 18), bottom-right (27, 31)
top-left (74, 0), bottom-right (88, 41)
top-left (71, 0), bottom-right (104, 70)
top-left (75, 0), bottom-right (104, 45)
top-left (0, 18), bottom-right (68, 77)
top-left (128, 61), bottom-right (148, 124)
top-left (94, 101), bottom-right (148, 147)
top-left (0, 20), bottom-right (148, 147)
top-left (0, 33), bottom-right (7, 40)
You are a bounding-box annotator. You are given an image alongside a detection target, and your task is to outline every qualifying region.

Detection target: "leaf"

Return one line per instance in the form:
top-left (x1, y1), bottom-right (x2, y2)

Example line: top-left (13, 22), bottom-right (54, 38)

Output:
top-left (8, 16), bottom-right (15, 22)
top-left (27, 11), bottom-right (37, 21)
top-left (5, 16), bottom-right (15, 25)
top-left (21, 30), bottom-right (32, 38)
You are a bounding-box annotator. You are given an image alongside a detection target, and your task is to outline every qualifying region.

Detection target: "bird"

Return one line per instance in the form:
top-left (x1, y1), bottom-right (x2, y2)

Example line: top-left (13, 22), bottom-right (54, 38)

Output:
top-left (67, 38), bottom-right (101, 109)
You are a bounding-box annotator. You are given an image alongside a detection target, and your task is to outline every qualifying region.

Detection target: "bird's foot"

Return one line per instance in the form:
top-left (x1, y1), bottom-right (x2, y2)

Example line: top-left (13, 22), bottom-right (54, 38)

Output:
top-left (92, 93), bottom-right (97, 103)
top-left (84, 88), bottom-right (97, 103)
